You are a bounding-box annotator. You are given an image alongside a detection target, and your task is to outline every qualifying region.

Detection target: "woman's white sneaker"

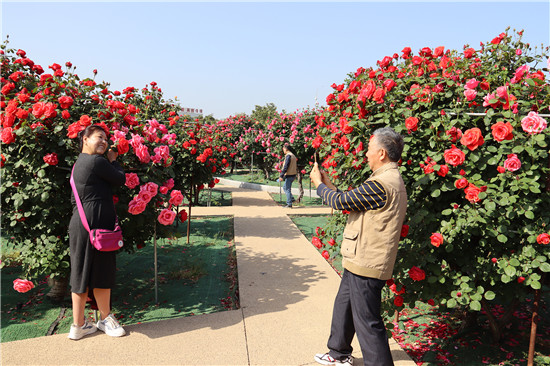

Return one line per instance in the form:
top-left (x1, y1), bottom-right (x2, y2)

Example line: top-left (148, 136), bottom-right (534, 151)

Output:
top-left (97, 314), bottom-right (126, 337)
top-left (68, 320), bottom-right (97, 340)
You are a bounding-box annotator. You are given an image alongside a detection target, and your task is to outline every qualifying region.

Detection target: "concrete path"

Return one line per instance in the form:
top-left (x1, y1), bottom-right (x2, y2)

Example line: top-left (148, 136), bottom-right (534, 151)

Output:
top-left (1, 186), bottom-right (415, 366)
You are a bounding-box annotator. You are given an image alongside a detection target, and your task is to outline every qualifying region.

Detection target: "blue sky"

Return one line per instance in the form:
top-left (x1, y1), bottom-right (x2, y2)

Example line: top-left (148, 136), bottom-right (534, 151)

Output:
top-left (2, 1), bottom-right (549, 119)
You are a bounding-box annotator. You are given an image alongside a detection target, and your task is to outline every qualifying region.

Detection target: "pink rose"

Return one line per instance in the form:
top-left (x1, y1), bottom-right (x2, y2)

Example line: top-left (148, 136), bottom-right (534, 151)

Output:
top-left (483, 92), bottom-right (497, 107)
top-left (13, 279), bottom-right (34, 293)
top-left (503, 153), bottom-right (521, 172)
top-left (464, 89), bottom-right (477, 101)
top-left (521, 111), bottom-right (547, 134)
top-left (464, 78), bottom-right (479, 89)
top-left (169, 190), bottom-right (184, 206)
top-left (141, 182), bottom-right (158, 197)
top-left (496, 86), bottom-right (508, 100)
top-left (158, 209), bottom-right (176, 226)
top-left (134, 144), bottom-right (151, 164)
top-left (125, 173), bottom-right (140, 189)
top-left (128, 197), bottom-right (147, 215)
top-left (159, 186), bottom-right (169, 195)
top-left (163, 178), bottom-right (175, 190)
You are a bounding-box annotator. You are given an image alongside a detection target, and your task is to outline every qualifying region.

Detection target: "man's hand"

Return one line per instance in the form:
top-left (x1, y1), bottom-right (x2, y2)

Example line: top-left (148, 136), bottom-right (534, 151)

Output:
top-left (310, 163), bottom-right (323, 188)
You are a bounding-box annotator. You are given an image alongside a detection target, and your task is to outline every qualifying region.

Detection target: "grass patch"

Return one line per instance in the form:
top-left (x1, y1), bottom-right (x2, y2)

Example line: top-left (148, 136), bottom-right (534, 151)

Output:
top-left (290, 214), bottom-right (550, 366)
top-left (182, 189), bottom-right (232, 207)
top-left (1, 216), bottom-right (239, 342)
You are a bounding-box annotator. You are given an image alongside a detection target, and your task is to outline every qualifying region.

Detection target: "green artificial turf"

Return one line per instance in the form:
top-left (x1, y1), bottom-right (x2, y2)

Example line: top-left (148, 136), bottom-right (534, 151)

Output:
top-left (1, 216), bottom-right (238, 342)
top-left (290, 214), bottom-right (550, 366)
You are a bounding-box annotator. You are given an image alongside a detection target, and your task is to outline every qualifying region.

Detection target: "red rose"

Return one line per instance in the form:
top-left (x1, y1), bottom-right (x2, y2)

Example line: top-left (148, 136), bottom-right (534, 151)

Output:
top-left (433, 46), bottom-right (444, 57)
top-left (58, 96), bottom-right (74, 109)
top-left (61, 110), bottom-right (71, 119)
top-left (1, 127), bottom-right (15, 144)
top-left (491, 121), bottom-right (514, 142)
top-left (372, 88), bottom-right (385, 104)
top-left (517, 276), bottom-right (525, 284)
top-left (322, 250), bottom-right (330, 260)
top-left (400, 224), bottom-right (409, 238)
top-left (394, 295), bottom-right (404, 307)
top-left (408, 266), bottom-right (425, 281)
top-left (67, 122), bottom-right (85, 138)
top-left (437, 164), bottom-right (449, 177)
top-left (328, 238), bottom-right (336, 246)
top-left (78, 115), bottom-right (92, 127)
top-left (460, 128), bottom-right (484, 151)
top-left (464, 48), bottom-right (475, 58)
top-left (464, 183), bottom-right (483, 203)
top-left (444, 145), bottom-right (465, 167)
top-left (1, 154), bottom-right (5, 167)
top-left (312, 236), bottom-right (323, 249)
top-left (536, 233), bottom-right (550, 245)
top-left (178, 210), bottom-right (188, 223)
top-left (405, 117), bottom-right (419, 132)
top-left (115, 137), bottom-right (129, 155)
top-left (427, 299), bottom-right (435, 306)
top-left (446, 127), bottom-right (462, 143)
top-left (43, 153), bottom-right (58, 166)
top-left (455, 178), bottom-right (468, 189)
top-left (430, 233), bottom-right (444, 247)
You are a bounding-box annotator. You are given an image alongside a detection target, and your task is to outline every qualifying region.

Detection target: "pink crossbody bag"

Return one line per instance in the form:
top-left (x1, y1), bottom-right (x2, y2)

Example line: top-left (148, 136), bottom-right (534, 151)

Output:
top-left (70, 167), bottom-right (124, 251)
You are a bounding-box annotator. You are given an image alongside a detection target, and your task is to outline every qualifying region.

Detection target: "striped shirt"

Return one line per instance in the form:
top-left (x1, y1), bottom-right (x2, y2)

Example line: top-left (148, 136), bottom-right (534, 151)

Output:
top-left (317, 181), bottom-right (387, 212)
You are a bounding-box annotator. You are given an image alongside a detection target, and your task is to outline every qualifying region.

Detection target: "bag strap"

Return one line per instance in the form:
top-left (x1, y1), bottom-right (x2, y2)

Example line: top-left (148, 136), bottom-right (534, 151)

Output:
top-left (70, 167), bottom-right (91, 233)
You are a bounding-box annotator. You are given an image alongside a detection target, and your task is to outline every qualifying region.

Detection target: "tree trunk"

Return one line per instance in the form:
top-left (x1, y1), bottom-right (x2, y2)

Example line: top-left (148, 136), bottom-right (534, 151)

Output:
top-left (481, 297), bottom-right (520, 342)
top-left (46, 276), bottom-right (69, 302)
top-left (296, 166), bottom-right (305, 203)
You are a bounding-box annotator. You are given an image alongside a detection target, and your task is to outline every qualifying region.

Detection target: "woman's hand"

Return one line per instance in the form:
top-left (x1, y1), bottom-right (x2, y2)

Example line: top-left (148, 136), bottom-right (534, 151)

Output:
top-left (107, 149), bottom-right (118, 163)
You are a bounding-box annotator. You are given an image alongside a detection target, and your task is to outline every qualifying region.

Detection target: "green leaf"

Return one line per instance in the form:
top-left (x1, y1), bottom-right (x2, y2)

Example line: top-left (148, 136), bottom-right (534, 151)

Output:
top-left (447, 298), bottom-right (457, 308)
top-left (504, 265), bottom-right (516, 277)
top-left (470, 300), bottom-right (481, 311)
top-left (530, 280), bottom-right (541, 290)
top-left (525, 211), bottom-right (534, 219)
top-left (497, 234), bottom-right (508, 243)
top-left (431, 189), bottom-right (441, 198)
top-left (484, 201), bottom-right (496, 211)
top-left (512, 145), bottom-right (524, 154)
top-left (484, 291), bottom-right (496, 300)
top-left (540, 262), bottom-right (550, 272)
top-left (501, 274), bottom-right (511, 283)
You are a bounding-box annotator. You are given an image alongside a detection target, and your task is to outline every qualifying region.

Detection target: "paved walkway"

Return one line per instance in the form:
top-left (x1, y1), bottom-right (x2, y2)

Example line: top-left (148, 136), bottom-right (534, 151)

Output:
top-left (1, 186), bottom-right (415, 366)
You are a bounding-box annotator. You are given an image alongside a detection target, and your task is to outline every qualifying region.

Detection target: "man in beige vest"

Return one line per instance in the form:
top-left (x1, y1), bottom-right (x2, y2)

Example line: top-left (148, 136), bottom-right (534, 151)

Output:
top-left (277, 143), bottom-right (298, 208)
top-left (310, 127), bottom-right (407, 366)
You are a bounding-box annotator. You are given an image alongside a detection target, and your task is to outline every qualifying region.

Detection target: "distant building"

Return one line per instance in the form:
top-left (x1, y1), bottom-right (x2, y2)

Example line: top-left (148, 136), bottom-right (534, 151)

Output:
top-left (179, 107), bottom-right (204, 118)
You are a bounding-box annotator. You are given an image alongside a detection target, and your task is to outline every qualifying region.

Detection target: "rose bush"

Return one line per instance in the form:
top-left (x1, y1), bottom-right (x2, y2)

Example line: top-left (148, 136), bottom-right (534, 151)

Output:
top-left (311, 28), bottom-right (550, 340)
top-left (0, 41), bottom-right (229, 283)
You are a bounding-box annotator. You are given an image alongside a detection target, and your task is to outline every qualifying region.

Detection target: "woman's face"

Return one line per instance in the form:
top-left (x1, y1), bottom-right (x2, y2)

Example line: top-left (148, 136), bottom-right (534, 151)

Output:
top-left (82, 130), bottom-right (108, 155)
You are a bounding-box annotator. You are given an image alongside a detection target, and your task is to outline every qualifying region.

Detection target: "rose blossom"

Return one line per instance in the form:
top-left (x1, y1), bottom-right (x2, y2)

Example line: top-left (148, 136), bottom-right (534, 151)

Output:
top-left (437, 164), bottom-right (449, 177)
top-left (158, 209), bottom-right (176, 226)
top-left (503, 153), bottom-right (521, 172)
top-left (521, 111), bottom-right (547, 134)
top-left (128, 197), bottom-right (147, 215)
top-left (536, 233), bottom-right (550, 245)
top-left (460, 128), bottom-right (484, 151)
top-left (408, 266), bottom-right (425, 281)
top-left (43, 153), bottom-right (58, 166)
top-left (169, 190), bottom-right (184, 206)
top-left (322, 250), bottom-right (330, 259)
top-left (394, 296), bottom-right (404, 307)
top-left (125, 173), bottom-right (140, 189)
top-left (178, 210), bottom-right (188, 223)
top-left (455, 178), bottom-right (468, 189)
top-left (13, 279), bottom-right (34, 293)
top-left (405, 117), bottom-right (418, 133)
top-left (445, 127), bottom-right (462, 142)
top-left (400, 224), bottom-right (409, 238)
top-left (444, 145), bottom-right (465, 167)
top-left (430, 233), bottom-right (444, 247)
top-left (1, 127), bottom-right (15, 144)
top-left (491, 121), bottom-right (514, 141)
top-left (465, 78), bottom-right (479, 89)
top-left (464, 89), bottom-right (477, 101)
top-left (135, 144), bottom-right (151, 164)
top-left (464, 183), bottom-right (485, 203)
top-left (312, 236), bottom-right (323, 249)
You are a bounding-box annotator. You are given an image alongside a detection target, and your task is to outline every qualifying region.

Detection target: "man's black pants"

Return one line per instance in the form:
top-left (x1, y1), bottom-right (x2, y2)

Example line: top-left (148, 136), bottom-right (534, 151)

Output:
top-left (327, 269), bottom-right (394, 366)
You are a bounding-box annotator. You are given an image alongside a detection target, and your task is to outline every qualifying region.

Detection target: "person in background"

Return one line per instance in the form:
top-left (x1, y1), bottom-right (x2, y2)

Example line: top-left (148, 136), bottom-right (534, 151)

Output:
top-left (310, 127), bottom-right (407, 366)
top-left (277, 143), bottom-right (298, 208)
top-left (68, 124), bottom-right (127, 340)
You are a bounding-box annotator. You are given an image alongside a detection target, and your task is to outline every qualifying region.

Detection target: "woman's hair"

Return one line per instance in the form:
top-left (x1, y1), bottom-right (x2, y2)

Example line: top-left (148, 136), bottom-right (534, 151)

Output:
top-left (78, 124), bottom-right (107, 151)
top-left (373, 127), bottom-right (404, 162)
